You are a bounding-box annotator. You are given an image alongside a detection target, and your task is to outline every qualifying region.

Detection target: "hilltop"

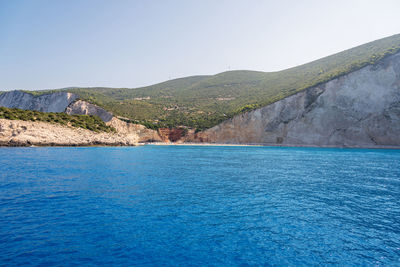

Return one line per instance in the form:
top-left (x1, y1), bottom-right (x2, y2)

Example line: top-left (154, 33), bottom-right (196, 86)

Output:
top-left (19, 34), bottom-right (400, 131)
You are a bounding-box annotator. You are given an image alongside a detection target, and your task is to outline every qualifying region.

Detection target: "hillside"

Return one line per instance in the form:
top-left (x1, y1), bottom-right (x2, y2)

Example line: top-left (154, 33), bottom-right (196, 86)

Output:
top-left (0, 107), bottom-right (114, 133)
top-left (28, 34), bottom-right (400, 131)
top-left (187, 50), bottom-right (400, 148)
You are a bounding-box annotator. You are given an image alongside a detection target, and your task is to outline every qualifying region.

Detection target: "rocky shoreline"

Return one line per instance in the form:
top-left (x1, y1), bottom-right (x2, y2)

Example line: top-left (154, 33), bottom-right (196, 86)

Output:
top-left (1, 117), bottom-right (400, 148)
top-left (0, 141), bottom-right (141, 147)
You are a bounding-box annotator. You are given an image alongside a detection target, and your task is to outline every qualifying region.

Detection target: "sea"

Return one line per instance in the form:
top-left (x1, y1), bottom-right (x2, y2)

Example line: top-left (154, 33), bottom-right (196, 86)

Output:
top-left (1, 145), bottom-right (400, 266)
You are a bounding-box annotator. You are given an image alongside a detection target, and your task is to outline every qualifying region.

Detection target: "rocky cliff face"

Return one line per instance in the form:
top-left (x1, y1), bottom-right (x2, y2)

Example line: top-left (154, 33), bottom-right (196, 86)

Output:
top-left (187, 52), bottom-right (400, 148)
top-left (0, 91), bottom-right (77, 113)
top-left (0, 91), bottom-right (113, 121)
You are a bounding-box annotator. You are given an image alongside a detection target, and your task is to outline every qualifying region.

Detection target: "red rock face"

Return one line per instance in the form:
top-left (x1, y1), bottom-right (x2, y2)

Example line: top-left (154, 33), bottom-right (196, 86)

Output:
top-left (185, 131), bottom-right (214, 143)
top-left (158, 128), bottom-right (185, 142)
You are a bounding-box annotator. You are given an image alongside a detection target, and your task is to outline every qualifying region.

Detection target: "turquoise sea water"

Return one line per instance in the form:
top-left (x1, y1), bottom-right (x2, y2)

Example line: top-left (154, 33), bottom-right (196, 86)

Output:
top-left (0, 145), bottom-right (400, 266)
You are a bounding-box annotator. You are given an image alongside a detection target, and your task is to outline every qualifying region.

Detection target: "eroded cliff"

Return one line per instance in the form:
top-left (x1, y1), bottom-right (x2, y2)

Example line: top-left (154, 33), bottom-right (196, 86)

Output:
top-left (106, 117), bottom-right (162, 143)
top-left (65, 100), bottom-right (114, 122)
top-left (187, 52), bottom-right (400, 148)
top-left (158, 128), bottom-right (186, 142)
top-left (0, 91), bottom-right (77, 112)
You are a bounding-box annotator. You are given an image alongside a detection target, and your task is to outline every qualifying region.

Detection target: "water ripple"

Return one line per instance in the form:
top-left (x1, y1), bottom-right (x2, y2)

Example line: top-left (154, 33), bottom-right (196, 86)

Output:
top-left (0, 146), bottom-right (400, 265)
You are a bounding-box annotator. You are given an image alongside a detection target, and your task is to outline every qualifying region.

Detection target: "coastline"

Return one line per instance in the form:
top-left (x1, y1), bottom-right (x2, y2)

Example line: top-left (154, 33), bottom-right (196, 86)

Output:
top-left (145, 142), bottom-right (400, 150)
top-left (1, 140), bottom-right (400, 149)
top-left (0, 141), bottom-right (141, 147)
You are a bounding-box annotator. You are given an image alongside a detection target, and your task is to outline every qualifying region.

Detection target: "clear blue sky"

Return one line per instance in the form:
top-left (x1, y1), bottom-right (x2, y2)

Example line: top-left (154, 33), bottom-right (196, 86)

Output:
top-left (1, 0), bottom-right (399, 90)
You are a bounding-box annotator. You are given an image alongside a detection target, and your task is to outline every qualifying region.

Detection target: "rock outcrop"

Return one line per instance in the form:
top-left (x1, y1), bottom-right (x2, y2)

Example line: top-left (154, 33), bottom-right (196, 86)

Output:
top-left (0, 91), bottom-right (77, 113)
top-left (0, 91), bottom-right (113, 122)
top-left (158, 128), bottom-right (186, 142)
top-left (65, 100), bottom-right (114, 122)
top-left (0, 119), bottom-right (140, 146)
top-left (106, 117), bottom-right (162, 143)
top-left (187, 52), bottom-right (400, 148)
top-left (62, 101), bottom-right (163, 142)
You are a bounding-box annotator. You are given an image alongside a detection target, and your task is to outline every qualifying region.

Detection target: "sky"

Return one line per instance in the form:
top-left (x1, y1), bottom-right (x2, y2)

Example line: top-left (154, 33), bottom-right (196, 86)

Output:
top-left (0, 0), bottom-right (400, 91)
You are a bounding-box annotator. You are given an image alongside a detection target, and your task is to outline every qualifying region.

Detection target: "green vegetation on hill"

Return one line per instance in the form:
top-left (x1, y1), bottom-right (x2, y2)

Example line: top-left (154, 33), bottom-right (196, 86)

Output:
top-left (30, 34), bottom-right (400, 131)
top-left (0, 107), bottom-right (115, 133)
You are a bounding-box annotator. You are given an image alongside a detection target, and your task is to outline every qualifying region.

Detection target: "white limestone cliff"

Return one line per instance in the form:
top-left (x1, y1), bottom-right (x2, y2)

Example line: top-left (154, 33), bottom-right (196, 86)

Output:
top-left (0, 91), bottom-right (77, 113)
top-left (65, 100), bottom-right (114, 122)
top-left (188, 52), bottom-right (400, 148)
